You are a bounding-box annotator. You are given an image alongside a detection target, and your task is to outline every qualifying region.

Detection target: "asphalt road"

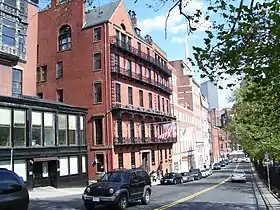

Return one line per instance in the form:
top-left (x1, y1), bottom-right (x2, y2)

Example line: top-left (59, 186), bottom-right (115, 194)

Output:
top-left (29, 162), bottom-right (264, 210)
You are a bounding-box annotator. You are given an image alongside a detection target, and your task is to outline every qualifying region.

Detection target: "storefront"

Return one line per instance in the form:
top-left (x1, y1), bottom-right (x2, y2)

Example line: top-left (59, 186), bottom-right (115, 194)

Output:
top-left (0, 95), bottom-right (88, 189)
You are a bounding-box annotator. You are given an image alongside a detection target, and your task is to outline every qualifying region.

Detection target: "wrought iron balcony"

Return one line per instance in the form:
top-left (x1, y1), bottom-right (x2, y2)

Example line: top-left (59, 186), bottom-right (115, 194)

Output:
top-left (114, 136), bottom-right (176, 145)
top-left (110, 36), bottom-right (172, 77)
top-left (111, 66), bottom-right (172, 94)
top-left (111, 102), bottom-right (176, 119)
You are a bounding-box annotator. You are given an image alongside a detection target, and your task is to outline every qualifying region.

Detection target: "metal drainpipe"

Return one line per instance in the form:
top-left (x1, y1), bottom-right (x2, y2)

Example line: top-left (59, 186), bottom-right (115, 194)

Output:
top-left (104, 23), bottom-right (110, 171)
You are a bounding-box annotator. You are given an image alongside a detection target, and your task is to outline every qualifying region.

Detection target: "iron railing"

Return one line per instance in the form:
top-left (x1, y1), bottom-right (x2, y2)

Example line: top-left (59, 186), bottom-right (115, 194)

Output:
top-left (111, 66), bottom-right (172, 94)
top-left (110, 36), bottom-right (172, 77)
top-left (114, 136), bottom-right (176, 145)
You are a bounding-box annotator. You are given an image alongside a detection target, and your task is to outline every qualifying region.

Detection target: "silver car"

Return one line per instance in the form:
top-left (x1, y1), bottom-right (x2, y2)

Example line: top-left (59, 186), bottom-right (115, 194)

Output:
top-left (230, 170), bottom-right (246, 182)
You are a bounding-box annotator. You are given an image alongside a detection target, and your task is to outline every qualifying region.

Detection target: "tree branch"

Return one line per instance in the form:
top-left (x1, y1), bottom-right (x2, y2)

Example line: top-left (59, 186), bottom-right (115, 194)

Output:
top-left (165, 1), bottom-right (180, 39)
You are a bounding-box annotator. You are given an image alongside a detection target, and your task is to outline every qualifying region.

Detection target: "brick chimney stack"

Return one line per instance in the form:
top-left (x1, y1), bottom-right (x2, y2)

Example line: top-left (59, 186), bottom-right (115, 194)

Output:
top-left (128, 10), bottom-right (137, 26)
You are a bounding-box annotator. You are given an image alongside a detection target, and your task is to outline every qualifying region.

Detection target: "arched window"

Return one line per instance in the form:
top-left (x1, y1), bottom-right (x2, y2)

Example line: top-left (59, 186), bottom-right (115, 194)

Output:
top-left (120, 23), bottom-right (126, 31)
top-left (58, 25), bottom-right (71, 51)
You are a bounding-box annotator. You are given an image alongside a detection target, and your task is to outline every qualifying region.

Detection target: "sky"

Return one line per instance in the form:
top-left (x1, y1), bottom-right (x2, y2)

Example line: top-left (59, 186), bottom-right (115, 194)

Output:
top-left (39, 0), bottom-right (233, 108)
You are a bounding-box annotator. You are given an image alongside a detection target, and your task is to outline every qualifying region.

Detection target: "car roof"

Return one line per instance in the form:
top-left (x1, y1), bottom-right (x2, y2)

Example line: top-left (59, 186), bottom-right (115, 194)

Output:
top-left (233, 170), bottom-right (245, 173)
top-left (110, 168), bottom-right (147, 173)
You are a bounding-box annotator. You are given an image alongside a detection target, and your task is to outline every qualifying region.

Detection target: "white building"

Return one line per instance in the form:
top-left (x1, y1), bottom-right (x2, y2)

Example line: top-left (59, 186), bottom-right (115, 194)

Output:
top-left (201, 95), bottom-right (211, 167)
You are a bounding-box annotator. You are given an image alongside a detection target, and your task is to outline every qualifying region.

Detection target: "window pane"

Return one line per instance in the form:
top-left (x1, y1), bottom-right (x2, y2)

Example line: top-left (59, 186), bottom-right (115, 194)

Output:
top-left (58, 114), bottom-right (67, 145)
top-left (2, 35), bottom-right (15, 46)
top-left (0, 108), bottom-right (11, 147)
top-left (68, 115), bottom-right (77, 145)
top-left (2, 26), bottom-right (16, 37)
top-left (80, 116), bottom-right (85, 145)
top-left (44, 113), bottom-right (55, 146)
top-left (32, 112), bottom-right (42, 146)
top-left (95, 119), bottom-right (103, 144)
top-left (14, 110), bottom-right (26, 147)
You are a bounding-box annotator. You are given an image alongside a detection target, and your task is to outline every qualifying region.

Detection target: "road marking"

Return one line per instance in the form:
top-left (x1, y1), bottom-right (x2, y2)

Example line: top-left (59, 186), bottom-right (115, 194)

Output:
top-left (154, 163), bottom-right (240, 210)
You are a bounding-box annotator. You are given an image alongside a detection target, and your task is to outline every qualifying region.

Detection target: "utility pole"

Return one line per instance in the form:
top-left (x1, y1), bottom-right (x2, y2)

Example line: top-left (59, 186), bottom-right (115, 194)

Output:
top-left (265, 152), bottom-right (271, 191)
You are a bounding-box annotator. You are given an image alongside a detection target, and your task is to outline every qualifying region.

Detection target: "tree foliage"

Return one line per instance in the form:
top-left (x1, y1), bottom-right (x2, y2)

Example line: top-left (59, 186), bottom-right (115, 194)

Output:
top-left (227, 79), bottom-right (280, 160)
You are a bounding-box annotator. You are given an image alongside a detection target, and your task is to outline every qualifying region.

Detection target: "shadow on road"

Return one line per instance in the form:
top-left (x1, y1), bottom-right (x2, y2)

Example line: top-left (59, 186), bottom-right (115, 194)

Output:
top-left (167, 201), bottom-right (264, 210)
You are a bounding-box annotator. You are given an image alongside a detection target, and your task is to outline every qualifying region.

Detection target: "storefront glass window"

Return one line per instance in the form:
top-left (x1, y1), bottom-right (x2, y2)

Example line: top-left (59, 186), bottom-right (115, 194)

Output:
top-left (68, 115), bottom-right (78, 145)
top-left (14, 110), bottom-right (26, 147)
top-left (58, 114), bottom-right (67, 145)
top-left (32, 112), bottom-right (42, 146)
top-left (0, 108), bottom-right (11, 147)
top-left (44, 113), bottom-right (55, 146)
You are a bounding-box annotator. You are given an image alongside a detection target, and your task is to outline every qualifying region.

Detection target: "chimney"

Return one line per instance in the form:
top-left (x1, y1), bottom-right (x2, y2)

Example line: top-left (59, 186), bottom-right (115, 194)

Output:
top-left (129, 10), bottom-right (137, 27)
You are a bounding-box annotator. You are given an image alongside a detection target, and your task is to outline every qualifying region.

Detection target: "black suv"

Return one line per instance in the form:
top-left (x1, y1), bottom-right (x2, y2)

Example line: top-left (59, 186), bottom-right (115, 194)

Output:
top-left (0, 168), bottom-right (29, 210)
top-left (82, 168), bottom-right (151, 210)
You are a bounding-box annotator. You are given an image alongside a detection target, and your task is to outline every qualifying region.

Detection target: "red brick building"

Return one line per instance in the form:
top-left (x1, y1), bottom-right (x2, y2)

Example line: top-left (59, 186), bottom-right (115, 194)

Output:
top-left (37, 0), bottom-right (176, 180)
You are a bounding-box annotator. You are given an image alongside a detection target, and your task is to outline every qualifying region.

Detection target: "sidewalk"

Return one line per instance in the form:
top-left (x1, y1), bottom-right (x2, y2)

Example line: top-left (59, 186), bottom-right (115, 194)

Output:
top-left (29, 186), bottom-right (84, 200)
top-left (251, 163), bottom-right (280, 210)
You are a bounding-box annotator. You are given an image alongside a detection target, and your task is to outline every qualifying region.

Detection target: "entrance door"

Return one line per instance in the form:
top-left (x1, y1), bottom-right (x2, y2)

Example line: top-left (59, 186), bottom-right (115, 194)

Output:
top-left (142, 152), bottom-right (150, 172)
top-left (48, 160), bottom-right (58, 188)
top-left (33, 162), bottom-right (42, 187)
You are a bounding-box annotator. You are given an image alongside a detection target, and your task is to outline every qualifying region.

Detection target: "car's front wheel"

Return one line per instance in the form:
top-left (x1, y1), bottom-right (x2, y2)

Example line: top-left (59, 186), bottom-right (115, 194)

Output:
top-left (117, 194), bottom-right (128, 209)
top-left (141, 189), bottom-right (151, 205)
top-left (84, 203), bottom-right (96, 210)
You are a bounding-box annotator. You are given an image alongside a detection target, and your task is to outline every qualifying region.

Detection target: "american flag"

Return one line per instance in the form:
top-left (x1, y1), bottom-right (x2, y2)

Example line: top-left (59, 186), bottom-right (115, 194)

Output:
top-left (158, 122), bottom-right (177, 140)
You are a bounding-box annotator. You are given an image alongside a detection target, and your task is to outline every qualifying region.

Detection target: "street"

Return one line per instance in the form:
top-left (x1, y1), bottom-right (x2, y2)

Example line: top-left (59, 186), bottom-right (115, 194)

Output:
top-left (29, 163), bottom-right (264, 210)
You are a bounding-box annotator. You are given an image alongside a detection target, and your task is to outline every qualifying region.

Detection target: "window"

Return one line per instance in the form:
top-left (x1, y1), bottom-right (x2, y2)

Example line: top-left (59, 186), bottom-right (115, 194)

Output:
top-left (166, 99), bottom-right (169, 113)
top-left (137, 64), bottom-right (142, 80)
top-left (12, 69), bottom-right (22, 96)
top-left (165, 149), bottom-right (167, 160)
top-left (36, 67), bottom-right (40, 82)
top-left (56, 61), bottom-right (63, 78)
top-left (131, 152), bottom-right (135, 167)
top-left (59, 157), bottom-right (69, 176)
top-left (115, 54), bottom-right (120, 70)
top-left (96, 154), bottom-right (104, 172)
top-left (82, 156), bottom-right (87, 173)
top-left (151, 150), bottom-right (155, 163)
top-left (58, 114), bottom-right (67, 145)
top-left (59, 25), bottom-right (71, 51)
top-left (128, 87), bottom-right (133, 105)
top-left (94, 118), bottom-right (103, 144)
top-left (94, 53), bottom-right (101, 70)
top-left (157, 95), bottom-right (160, 111)
top-left (32, 112), bottom-right (42, 146)
top-left (13, 110), bottom-right (26, 147)
top-left (118, 153), bottom-right (123, 168)
top-left (44, 113), bottom-right (55, 146)
top-left (42, 65), bottom-right (47, 81)
top-left (148, 93), bottom-right (152, 109)
top-left (69, 156), bottom-right (78, 174)
top-left (116, 83), bottom-right (121, 103)
top-left (94, 27), bottom-right (101, 41)
top-left (80, 116), bottom-right (85, 145)
top-left (57, 89), bottom-right (63, 102)
top-left (19, 35), bottom-right (26, 56)
top-left (148, 69), bottom-right (151, 81)
top-left (2, 25), bottom-right (16, 46)
top-left (94, 82), bottom-right (102, 103)
top-left (0, 108), bottom-right (11, 147)
top-left (68, 115), bottom-right (78, 145)
top-left (129, 118), bottom-right (134, 142)
top-left (140, 121), bottom-right (145, 141)
top-left (37, 92), bottom-right (43, 99)
top-left (162, 98), bottom-right (165, 112)
top-left (160, 150), bottom-right (163, 161)
top-left (127, 59), bottom-right (132, 76)
top-left (137, 42), bottom-right (141, 52)
top-left (139, 90), bottom-right (143, 107)
top-left (147, 47), bottom-right (150, 56)
top-left (4, 0), bottom-right (17, 8)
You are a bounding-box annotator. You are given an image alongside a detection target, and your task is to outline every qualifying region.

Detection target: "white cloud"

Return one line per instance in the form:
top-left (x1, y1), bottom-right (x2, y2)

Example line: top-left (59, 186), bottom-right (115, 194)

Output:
top-left (138, 0), bottom-right (211, 36)
top-left (171, 37), bottom-right (186, 44)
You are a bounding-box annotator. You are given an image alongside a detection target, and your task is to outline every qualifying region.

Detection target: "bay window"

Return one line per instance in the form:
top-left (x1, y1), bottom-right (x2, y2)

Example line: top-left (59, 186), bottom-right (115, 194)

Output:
top-left (68, 115), bottom-right (78, 145)
top-left (0, 108), bottom-right (11, 147)
top-left (58, 114), bottom-right (67, 145)
top-left (80, 116), bottom-right (85, 145)
top-left (13, 110), bottom-right (26, 147)
top-left (32, 112), bottom-right (42, 146)
top-left (44, 113), bottom-right (55, 146)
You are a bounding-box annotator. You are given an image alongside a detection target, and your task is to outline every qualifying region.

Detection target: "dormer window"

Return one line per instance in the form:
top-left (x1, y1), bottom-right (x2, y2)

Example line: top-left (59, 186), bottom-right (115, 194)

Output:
top-left (58, 25), bottom-right (71, 51)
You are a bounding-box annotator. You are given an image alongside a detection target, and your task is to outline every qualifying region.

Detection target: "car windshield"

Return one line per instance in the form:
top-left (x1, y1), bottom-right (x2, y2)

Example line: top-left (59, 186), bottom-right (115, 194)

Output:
top-left (233, 170), bottom-right (245, 175)
top-left (164, 173), bottom-right (176, 178)
top-left (100, 171), bottom-right (130, 183)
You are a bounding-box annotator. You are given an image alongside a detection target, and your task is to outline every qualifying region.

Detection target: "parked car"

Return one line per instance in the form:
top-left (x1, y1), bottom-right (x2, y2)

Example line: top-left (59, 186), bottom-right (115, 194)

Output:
top-left (205, 168), bottom-right (212, 176)
top-left (220, 161), bottom-right (226, 167)
top-left (160, 172), bottom-right (183, 185)
top-left (0, 168), bottom-right (29, 210)
top-left (213, 163), bottom-right (221, 170)
top-left (180, 172), bottom-right (195, 182)
top-left (82, 168), bottom-right (151, 210)
top-left (200, 169), bottom-right (208, 178)
top-left (230, 170), bottom-right (246, 182)
top-left (189, 169), bottom-right (202, 180)
top-left (224, 159), bottom-right (229, 165)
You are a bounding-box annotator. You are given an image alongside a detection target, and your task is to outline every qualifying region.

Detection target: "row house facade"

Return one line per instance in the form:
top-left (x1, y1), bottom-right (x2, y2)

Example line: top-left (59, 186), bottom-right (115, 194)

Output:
top-left (209, 109), bottom-right (221, 162)
top-left (170, 61), bottom-right (196, 172)
top-left (201, 95), bottom-right (211, 167)
top-left (0, 0), bottom-right (88, 188)
top-left (37, 0), bottom-right (176, 180)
